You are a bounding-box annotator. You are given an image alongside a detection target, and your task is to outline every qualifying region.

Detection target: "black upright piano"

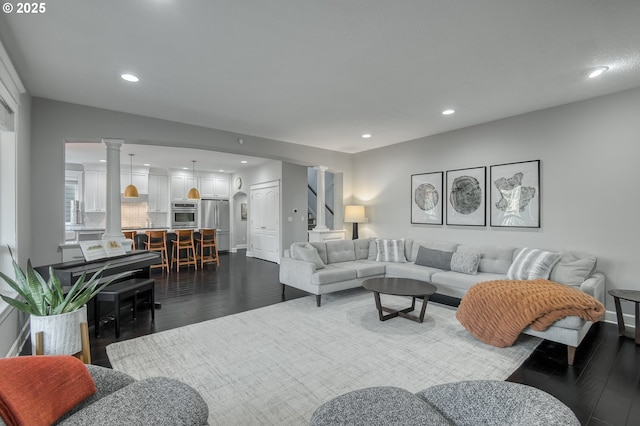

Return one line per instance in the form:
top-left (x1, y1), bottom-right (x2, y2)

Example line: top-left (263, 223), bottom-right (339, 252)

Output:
top-left (35, 251), bottom-right (161, 326)
top-left (35, 250), bottom-right (160, 287)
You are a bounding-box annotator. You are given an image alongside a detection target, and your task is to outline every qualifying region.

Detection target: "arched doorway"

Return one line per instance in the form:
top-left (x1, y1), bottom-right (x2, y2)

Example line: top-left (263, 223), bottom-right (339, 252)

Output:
top-left (232, 191), bottom-right (248, 251)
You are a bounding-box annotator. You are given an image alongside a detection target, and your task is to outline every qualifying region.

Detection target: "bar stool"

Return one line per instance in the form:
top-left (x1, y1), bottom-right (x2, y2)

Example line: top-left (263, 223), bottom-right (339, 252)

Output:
top-left (123, 230), bottom-right (137, 250)
top-left (196, 228), bottom-right (220, 267)
top-left (171, 229), bottom-right (198, 271)
top-left (145, 230), bottom-right (170, 274)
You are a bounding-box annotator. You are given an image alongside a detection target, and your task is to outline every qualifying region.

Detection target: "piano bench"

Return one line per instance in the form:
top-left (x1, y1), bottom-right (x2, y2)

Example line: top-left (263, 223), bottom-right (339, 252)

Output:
top-left (94, 278), bottom-right (155, 338)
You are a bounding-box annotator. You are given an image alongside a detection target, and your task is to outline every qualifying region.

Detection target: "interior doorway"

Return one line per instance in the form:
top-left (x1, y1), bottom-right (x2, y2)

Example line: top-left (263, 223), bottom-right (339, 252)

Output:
top-left (232, 191), bottom-right (248, 250)
top-left (249, 180), bottom-right (280, 263)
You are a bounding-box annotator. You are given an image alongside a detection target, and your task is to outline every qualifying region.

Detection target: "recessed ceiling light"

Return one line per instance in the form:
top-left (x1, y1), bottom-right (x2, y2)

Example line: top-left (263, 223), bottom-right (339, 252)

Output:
top-left (442, 109), bottom-right (455, 115)
top-left (121, 73), bottom-right (139, 82)
top-left (99, 159), bottom-right (106, 163)
top-left (241, 160), bottom-right (248, 164)
top-left (143, 163), bottom-right (151, 166)
top-left (362, 134), bottom-right (372, 139)
top-left (182, 167), bottom-right (189, 170)
top-left (218, 169), bottom-right (225, 172)
top-left (587, 66), bottom-right (609, 79)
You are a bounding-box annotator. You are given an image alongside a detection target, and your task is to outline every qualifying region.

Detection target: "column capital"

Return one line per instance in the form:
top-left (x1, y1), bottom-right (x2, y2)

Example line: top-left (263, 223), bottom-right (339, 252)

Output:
top-left (313, 165), bottom-right (328, 173)
top-left (102, 138), bottom-right (125, 149)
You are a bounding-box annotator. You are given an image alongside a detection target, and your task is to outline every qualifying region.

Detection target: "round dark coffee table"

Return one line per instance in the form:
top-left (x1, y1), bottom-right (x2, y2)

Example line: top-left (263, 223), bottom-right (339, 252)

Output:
top-left (362, 277), bottom-right (437, 323)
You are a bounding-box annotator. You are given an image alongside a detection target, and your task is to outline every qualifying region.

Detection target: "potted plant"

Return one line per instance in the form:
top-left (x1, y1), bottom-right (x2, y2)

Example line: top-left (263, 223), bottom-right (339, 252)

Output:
top-left (0, 248), bottom-right (118, 355)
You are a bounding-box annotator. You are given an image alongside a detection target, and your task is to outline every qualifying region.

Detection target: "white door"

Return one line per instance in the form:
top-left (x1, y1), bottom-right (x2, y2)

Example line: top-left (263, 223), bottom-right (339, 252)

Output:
top-left (250, 181), bottom-right (280, 263)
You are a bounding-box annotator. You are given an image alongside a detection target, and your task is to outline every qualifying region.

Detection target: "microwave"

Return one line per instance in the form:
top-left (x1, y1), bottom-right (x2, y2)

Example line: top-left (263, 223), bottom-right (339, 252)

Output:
top-left (171, 201), bottom-right (198, 229)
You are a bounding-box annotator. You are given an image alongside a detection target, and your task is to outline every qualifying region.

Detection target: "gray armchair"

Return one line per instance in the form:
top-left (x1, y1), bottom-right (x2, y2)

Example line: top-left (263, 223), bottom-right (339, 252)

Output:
top-left (1, 364), bottom-right (208, 426)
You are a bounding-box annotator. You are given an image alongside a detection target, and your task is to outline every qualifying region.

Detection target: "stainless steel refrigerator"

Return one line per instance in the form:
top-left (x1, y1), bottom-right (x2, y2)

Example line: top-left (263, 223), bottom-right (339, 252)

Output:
top-left (200, 199), bottom-right (230, 251)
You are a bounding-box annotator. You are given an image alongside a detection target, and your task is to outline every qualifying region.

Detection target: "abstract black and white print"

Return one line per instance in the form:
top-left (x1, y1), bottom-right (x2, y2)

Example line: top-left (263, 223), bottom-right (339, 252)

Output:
top-left (490, 160), bottom-right (540, 227)
top-left (411, 172), bottom-right (443, 224)
top-left (446, 167), bottom-right (486, 226)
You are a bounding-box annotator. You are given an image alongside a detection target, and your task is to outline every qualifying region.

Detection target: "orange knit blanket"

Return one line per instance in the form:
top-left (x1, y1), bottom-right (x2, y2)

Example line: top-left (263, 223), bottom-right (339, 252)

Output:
top-left (456, 279), bottom-right (605, 348)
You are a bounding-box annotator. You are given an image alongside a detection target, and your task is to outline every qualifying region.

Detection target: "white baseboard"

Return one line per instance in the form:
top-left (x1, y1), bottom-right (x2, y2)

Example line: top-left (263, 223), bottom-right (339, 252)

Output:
top-left (604, 309), bottom-right (635, 330)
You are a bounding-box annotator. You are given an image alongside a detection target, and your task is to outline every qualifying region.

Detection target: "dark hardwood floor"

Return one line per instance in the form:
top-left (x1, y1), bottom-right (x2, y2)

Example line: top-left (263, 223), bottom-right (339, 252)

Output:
top-left (27, 250), bottom-right (639, 425)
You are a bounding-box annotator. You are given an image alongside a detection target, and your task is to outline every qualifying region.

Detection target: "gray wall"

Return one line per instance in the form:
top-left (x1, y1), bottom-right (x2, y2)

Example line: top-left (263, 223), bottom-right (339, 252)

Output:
top-left (353, 88), bottom-right (640, 312)
top-left (30, 98), bottom-right (353, 265)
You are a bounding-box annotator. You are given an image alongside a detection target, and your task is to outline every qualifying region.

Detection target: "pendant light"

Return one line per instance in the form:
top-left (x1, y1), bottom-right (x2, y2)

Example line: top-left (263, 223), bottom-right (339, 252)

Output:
top-left (187, 160), bottom-right (200, 200)
top-left (123, 153), bottom-right (139, 198)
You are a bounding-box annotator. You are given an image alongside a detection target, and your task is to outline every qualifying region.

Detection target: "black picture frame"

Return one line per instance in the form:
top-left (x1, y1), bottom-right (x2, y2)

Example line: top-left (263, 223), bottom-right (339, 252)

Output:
top-left (446, 166), bottom-right (486, 226)
top-left (411, 171), bottom-right (443, 224)
top-left (490, 160), bottom-right (540, 228)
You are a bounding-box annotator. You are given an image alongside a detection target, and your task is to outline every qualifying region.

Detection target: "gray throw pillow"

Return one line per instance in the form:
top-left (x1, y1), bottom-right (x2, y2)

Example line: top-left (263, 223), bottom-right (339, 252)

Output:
top-left (507, 247), bottom-right (561, 280)
top-left (414, 246), bottom-right (453, 270)
top-left (549, 251), bottom-right (597, 286)
top-left (450, 252), bottom-right (481, 275)
top-left (292, 244), bottom-right (325, 269)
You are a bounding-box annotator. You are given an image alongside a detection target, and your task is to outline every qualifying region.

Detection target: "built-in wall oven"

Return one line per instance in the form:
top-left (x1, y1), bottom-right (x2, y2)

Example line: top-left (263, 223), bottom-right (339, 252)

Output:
top-left (171, 201), bottom-right (198, 229)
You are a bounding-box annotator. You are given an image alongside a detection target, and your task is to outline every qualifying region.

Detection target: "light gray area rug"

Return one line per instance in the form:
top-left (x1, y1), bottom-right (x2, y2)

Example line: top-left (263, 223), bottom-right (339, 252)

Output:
top-left (107, 289), bottom-right (541, 425)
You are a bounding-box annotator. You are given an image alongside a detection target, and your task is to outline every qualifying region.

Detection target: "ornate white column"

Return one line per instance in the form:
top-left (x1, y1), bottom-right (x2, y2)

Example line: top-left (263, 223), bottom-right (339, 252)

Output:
top-left (102, 139), bottom-right (124, 240)
top-left (313, 165), bottom-right (329, 231)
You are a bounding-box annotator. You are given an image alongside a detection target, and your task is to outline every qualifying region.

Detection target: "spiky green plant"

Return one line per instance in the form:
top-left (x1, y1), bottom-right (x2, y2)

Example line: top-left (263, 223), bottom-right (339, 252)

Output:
top-left (0, 247), bottom-right (119, 316)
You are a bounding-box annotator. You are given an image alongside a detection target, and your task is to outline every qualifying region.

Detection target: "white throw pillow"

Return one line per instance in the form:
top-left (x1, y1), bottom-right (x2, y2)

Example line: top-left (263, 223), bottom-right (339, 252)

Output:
top-left (507, 248), bottom-right (561, 280)
top-left (450, 252), bottom-right (481, 275)
top-left (292, 244), bottom-right (325, 269)
top-left (375, 239), bottom-right (407, 263)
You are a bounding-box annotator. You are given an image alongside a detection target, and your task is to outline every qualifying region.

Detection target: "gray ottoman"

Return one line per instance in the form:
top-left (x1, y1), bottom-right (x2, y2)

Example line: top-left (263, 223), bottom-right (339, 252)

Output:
top-left (310, 386), bottom-right (452, 425)
top-left (311, 381), bottom-right (580, 426)
top-left (416, 381), bottom-right (580, 426)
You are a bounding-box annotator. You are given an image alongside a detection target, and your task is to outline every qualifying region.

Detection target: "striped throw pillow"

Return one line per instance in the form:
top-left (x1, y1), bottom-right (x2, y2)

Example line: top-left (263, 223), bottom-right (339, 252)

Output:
top-left (375, 239), bottom-right (407, 263)
top-left (507, 248), bottom-right (561, 280)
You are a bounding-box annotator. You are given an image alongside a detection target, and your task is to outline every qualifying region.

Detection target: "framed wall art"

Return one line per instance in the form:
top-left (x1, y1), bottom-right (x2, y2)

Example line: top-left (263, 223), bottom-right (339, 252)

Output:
top-left (446, 166), bottom-right (486, 226)
top-left (240, 203), bottom-right (248, 220)
top-left (490, 160), bottom-right (540, 228)
top-left (411, 172), bottom-right (443, 224)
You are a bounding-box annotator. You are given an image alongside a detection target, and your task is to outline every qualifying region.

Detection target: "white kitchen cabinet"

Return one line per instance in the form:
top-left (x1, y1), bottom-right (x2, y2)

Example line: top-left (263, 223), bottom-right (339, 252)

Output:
top-left (200, 177), bottom-right (229, 199)
top-left (170, 175), bottom-right (197, 200)
top-left (148, 174), bottom-right (169, 212)
top-left (214, 178), bottom-right (230, 199)
top-left (120, 172), bottom-right (148, 194)
top-left (199, 177), bottom-right (215, 198)
top-left (84, 170), bottom-right (106, 212)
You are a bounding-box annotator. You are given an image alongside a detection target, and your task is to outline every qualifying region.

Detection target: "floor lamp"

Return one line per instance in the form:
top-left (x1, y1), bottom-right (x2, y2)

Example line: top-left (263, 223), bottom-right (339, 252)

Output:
top-left (344, 205), bottom-right (366, 240)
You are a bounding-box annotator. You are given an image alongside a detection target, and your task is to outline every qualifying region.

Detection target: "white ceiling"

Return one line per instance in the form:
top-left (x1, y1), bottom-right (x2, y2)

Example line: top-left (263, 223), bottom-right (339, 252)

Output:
top-left (3, 1), bottom-right (640, 154)
top-left (65, 143), bottom-right (271, 173)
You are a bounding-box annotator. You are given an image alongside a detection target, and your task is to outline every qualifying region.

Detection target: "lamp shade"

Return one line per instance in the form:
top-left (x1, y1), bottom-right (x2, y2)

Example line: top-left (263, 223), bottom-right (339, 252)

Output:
top-left (187, 187), bottom-right (200, 200)
top-left (123, 153), bottom-right (139, 198)
top-left (124, 184), bottom-right (139, 198)
top-left (344, 205), bottom-right (366, 223)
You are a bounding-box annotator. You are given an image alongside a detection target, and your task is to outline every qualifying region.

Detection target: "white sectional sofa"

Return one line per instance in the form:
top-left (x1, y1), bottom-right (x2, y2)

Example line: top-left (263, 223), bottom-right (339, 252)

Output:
top-left (279, 238), bottom-right (605, 365)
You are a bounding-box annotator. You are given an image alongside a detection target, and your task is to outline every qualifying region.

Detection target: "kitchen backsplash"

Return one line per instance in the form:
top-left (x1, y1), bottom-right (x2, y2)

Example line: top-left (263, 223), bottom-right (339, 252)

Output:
top-left (81, 203), bottom-right (168, 229)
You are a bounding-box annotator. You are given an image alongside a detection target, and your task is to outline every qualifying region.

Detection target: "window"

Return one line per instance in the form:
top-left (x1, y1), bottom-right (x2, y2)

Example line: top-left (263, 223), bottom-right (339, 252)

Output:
top-left (0, 97), bottom-right (16, 288)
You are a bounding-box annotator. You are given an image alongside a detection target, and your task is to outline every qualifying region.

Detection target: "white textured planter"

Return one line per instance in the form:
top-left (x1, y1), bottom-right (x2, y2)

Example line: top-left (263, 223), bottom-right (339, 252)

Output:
top-left (30, 305), bottom-right (87, 355)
